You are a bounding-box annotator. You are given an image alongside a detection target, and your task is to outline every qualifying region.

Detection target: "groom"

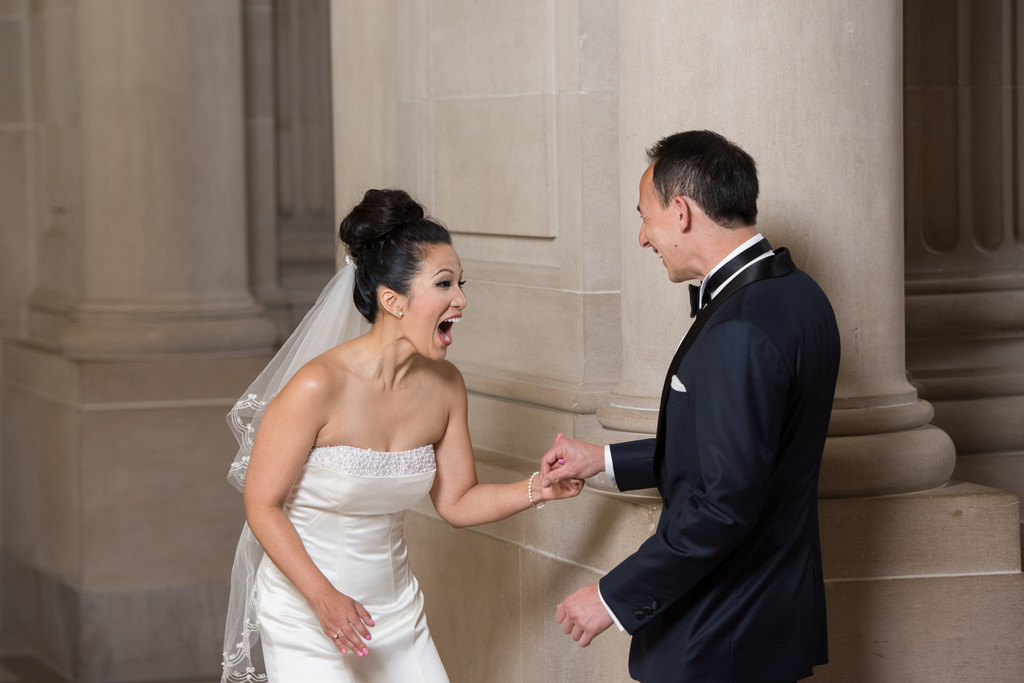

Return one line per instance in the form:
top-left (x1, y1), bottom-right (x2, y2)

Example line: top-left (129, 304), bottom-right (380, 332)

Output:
top-left (542, 130), bottom-right (840, 682)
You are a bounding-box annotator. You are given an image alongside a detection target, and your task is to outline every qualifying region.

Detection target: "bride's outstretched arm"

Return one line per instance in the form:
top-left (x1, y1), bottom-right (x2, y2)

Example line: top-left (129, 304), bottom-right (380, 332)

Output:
top-left (243, 365), bottom-right (375, 657)
top-left (428, 368), bottom-right (583, 528)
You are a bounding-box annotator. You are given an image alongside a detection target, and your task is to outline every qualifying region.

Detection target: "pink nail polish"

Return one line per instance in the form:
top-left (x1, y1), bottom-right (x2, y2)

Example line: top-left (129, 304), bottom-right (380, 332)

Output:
top-left (363, 648), bottom-right (369, 655)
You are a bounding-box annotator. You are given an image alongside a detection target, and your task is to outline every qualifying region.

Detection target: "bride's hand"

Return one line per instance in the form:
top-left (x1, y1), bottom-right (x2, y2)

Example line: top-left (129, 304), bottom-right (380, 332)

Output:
top-left (541, 475), bottom-right (585, 502)
top-left (312, 588), bottom-right (375, 656)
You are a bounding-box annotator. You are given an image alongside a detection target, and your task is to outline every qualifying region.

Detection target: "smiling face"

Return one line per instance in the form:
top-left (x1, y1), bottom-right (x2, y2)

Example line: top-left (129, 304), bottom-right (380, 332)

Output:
top-left (399, 243), bottom-right (466, 360)
top-left (637, 163), bottom-right (696, 283)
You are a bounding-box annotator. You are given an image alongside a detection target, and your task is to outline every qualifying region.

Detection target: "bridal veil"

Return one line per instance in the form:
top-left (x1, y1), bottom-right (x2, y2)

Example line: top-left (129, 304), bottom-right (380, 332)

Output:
top-left (221, 261), bottom-right (365, 682)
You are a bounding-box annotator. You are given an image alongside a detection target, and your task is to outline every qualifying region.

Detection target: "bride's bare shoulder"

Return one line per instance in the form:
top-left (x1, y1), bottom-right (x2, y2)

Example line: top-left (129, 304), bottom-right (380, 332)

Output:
top-left (424, 359), bottom-right (466, 401)
top-left (281, 345), bottom-right (354, 401)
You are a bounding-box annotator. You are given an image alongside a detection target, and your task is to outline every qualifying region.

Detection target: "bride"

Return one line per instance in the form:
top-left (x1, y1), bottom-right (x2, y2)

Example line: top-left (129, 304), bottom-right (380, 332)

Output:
top-left (221, 189), bottom-right (583, 682)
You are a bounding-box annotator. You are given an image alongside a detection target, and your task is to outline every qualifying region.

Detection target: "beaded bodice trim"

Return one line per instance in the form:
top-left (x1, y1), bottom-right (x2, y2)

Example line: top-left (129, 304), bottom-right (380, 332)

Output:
top-left (306, 444), bottom-right (436, 478)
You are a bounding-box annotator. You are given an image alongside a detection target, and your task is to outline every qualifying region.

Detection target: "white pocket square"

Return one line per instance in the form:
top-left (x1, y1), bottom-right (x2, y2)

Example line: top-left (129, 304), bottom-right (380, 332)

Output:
top-left (670, 376), bottom-right (687, 392)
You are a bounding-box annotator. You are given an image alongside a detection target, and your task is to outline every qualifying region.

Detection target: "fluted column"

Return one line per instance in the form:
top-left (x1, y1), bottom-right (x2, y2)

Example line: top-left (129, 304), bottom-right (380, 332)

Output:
top-left (594, 0), bottom-right (955, 499)
top-left (904, 0), bottom-right (1024, 512)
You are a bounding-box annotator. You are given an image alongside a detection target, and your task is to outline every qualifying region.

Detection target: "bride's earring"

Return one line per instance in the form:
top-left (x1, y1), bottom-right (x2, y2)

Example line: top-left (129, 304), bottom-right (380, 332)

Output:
top-left (394, 309), bottom-right (403, 319)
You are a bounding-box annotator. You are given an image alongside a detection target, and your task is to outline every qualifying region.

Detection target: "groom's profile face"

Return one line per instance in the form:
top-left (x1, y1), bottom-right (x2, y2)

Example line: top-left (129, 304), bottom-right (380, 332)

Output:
top-left (637, 164), bottom-right (690, 283)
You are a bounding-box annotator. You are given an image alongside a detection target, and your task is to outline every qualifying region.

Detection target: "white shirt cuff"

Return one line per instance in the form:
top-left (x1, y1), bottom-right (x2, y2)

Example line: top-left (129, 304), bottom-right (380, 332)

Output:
top-left (604, 444), bottom-right (617, 488)
top-left (598, 585), bottom-right (625, 632)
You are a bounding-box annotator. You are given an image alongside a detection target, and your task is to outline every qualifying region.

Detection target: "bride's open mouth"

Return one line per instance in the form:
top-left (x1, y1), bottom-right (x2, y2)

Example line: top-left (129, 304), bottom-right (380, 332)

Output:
top-left (437, 316), bottom-right (461, 346)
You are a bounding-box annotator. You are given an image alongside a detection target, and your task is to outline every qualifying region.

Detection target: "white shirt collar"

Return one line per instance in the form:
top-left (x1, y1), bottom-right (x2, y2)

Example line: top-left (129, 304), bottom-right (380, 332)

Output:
top-left (698, 233), bottom-right (771, 304)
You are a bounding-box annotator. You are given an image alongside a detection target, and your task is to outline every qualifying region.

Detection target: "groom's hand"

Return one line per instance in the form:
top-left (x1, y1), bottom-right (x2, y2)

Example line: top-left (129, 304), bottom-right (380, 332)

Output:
top-left (540, 433), bottom-right (604, 487)
top-left (556, 583), bottom-right (613, 647)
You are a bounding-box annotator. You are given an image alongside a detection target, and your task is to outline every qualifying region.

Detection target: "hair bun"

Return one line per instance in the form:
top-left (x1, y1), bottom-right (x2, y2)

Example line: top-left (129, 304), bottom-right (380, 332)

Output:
top-left (338, 188), bottom-right (426, 263)
top-left (335, 188), bottom-right (452, 323)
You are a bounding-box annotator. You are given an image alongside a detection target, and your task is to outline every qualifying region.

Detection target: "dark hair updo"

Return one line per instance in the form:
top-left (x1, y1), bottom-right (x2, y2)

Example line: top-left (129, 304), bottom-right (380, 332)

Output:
top-left (338, 188), bottom-right (453, 323)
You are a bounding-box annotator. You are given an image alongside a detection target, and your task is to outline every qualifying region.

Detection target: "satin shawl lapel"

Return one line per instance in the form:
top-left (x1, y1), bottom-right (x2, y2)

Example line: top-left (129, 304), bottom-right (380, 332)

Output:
top-left (652, 248), bottom-right (796, 468)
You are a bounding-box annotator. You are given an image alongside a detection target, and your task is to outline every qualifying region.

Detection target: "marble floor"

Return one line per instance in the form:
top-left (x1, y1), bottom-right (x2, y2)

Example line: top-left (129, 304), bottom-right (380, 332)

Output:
top-left (0, 654), bottom-right (219, 683)
top-left (0, 656), bottom-right (67, 683)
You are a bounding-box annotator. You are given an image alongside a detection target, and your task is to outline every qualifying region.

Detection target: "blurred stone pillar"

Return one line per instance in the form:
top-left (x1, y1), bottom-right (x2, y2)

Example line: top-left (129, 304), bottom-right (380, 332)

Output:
top-left (33, 2), bottom-right (272, 355)
top-left (244, 0), bottom-right (290, 342)
top-left (2, 1), bottom-right (275, 679)
top-left (275, 0), bottom-right (337, 324)
top-left (593, 0), bottom-right (956, 499)
top-left (244, 0), bottom-right (337, 343)
top-left (904, 0), bottom-right (1024, 536)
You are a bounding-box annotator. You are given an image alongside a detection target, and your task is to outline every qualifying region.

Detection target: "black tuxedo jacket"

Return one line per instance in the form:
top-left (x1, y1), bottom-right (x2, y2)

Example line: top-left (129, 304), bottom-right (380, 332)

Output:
top-left (600, 250), bottom-right (840, 682)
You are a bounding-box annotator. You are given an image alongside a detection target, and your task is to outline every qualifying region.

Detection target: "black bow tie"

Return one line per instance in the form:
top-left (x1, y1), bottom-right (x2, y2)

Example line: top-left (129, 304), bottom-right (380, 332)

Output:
top-left (689, 238), bottom-right (773, 318)
top-left (688, 284), bottom-right (701, 318)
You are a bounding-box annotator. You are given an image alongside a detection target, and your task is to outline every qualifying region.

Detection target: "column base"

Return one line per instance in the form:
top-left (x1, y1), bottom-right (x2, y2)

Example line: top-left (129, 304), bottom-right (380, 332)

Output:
top-left (819, 481), bottom-right (1020, 579)
top-left (819, 424), bottom-right (957, 498)
top-left (27, 291), bottom-right (279, 358)
top-left (60, 309), bottom-right (277, 358)
top-left (1, 340), bottom-right (261, 681)
top-left (595, 394), bottom-right (659, 434)
top-left (815, 572), bottom-right (1024, 681)
top-left (0, 550), bottom-right (228, 682)
top-left (932, 394), bottom-right (1024, 542)
top-left (816, 481), bottom-right (1022, 680)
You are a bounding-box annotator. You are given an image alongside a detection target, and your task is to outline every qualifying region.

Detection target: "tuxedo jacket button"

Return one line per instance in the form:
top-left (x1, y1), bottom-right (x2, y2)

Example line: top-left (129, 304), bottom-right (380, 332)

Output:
top-left (642, 606), bottom-right (653, 615)
top-left (634, 611), bottom-right (645, 621)
top-left (651, 600), bottom-right (660, 610)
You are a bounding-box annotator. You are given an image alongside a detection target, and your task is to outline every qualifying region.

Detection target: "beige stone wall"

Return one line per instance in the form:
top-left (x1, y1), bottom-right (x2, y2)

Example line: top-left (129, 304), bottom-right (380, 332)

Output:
top-left (331, 0), bottom-right (621, 422)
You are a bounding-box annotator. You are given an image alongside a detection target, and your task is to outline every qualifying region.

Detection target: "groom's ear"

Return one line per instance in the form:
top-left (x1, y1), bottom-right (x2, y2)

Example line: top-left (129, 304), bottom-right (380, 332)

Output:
top-left (673, 195), bottom-right (691, 232)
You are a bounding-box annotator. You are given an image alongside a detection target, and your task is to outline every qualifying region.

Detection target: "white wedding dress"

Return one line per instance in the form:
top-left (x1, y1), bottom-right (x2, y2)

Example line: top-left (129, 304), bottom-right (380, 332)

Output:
top-left (255, 444), bottom-right (448, 682)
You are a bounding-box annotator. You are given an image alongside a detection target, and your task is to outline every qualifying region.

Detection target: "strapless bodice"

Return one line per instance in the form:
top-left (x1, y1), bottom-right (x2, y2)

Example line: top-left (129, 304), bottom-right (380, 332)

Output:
top-left (261, 441), bottom-right (436, 599)
top-left (284, 444), bottom-right (436, 516)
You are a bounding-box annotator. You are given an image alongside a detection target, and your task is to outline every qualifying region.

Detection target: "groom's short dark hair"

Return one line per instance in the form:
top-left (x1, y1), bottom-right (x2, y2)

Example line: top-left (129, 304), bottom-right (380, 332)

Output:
top-left (647, 130), bottom-right (759, 229)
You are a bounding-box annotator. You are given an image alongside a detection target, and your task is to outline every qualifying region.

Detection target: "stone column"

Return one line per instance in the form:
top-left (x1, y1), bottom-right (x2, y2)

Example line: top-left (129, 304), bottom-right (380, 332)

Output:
top-left (3, 2), bottom-right (275, 679)
top-left (594, 0), bottom-right (956, 500)
top-left (53, 1), bottom-right (273, 356)
top-left (904, 0), bottom-right (1024, 532)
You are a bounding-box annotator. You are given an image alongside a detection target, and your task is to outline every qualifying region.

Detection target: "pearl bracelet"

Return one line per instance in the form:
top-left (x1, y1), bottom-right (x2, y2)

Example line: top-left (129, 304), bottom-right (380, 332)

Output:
top-left (528, 471), bottom-right (545, 509)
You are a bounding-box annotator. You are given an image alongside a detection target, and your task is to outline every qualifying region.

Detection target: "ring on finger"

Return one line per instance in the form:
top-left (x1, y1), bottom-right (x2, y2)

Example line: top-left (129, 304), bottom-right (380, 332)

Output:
top-left (332, 632), bottom-right (339, 639)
